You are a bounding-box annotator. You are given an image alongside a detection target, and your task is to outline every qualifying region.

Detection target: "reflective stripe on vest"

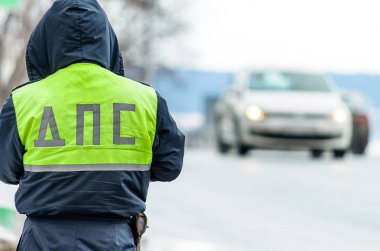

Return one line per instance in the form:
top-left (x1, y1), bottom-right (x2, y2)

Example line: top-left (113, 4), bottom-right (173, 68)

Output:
top-left (24, 164), bottom-right (151, 172)
top-left (12, 63), bottom-right (157, 172)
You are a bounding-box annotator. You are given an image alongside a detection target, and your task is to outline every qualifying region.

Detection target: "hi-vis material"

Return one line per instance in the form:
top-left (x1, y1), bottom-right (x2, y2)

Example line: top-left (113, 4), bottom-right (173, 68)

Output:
top-left (12, 63), bottom-right (157, 172)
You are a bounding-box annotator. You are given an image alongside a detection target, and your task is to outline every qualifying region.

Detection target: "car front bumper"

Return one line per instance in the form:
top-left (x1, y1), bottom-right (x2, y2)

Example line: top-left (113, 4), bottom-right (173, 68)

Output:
top-left (238, 117), bottom-right (352, 150)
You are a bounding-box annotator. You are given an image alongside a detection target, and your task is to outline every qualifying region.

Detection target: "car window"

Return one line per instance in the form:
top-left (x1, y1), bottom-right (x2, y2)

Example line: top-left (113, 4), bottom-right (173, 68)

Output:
top-left (250, 72), bottom-right (331, 92)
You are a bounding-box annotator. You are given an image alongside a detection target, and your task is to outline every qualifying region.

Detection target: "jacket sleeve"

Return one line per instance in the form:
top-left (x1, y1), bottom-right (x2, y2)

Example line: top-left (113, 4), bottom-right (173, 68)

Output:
top-left (150, 92), bottom-right (185, 182)
top-left (0, 95), bottom-right (25, 185)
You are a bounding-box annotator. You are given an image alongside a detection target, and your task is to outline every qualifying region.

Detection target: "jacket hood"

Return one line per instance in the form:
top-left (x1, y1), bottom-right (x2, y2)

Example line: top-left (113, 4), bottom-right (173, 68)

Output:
top-left (26, 0), bottom-right (124, 81)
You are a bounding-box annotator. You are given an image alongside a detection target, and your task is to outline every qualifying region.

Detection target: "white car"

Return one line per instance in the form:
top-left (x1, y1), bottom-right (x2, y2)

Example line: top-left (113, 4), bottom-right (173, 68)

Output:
top-left (215, 70), bottom-right (352, 158)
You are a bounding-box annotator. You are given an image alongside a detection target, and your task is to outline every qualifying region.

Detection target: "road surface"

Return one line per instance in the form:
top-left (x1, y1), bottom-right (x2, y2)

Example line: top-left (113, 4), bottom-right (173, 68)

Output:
top-left (2, 147), bottom-right (380, 251)
top-left (144, 148), bottom-right (380, 251)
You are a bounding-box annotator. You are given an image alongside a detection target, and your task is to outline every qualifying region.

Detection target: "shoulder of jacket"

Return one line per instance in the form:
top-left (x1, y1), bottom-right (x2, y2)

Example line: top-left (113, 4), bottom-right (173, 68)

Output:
top-left (121, 77), bottom-right (156, 93)
top-left (12, 80), bottom-right (38, 92)
top-left (136, 81), bottom-right (151, 87)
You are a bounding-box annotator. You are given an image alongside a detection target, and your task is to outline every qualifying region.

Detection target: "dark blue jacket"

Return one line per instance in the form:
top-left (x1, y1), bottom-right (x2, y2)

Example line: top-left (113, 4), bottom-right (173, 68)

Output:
top-left (0, 0), bottom-right (185, 219)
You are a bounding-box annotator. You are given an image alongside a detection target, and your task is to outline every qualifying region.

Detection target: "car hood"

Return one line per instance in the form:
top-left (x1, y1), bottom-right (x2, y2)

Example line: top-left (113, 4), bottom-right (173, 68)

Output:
top-left (242, 91), bottom-right (345, 114)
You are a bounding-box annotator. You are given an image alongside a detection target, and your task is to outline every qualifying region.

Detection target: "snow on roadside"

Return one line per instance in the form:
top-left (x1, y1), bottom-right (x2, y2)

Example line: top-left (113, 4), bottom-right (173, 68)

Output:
top-left (144, 237), bottom-right (218, 251)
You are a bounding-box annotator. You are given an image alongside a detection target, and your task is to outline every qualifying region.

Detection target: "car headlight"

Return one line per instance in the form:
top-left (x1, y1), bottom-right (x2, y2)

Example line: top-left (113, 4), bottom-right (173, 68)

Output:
top-left (245, 105), bottom-right (265, 121)
top-left (330, 108), bottom-right (348, 123)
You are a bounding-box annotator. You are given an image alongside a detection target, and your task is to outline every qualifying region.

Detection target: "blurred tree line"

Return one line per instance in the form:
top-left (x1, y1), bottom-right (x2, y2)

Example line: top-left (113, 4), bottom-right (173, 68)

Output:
top-left (0, 0), bottom-right (185, 103)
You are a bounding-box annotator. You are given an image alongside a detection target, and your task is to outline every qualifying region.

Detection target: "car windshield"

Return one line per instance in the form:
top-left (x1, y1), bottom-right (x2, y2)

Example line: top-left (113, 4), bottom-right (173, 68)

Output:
top-left (249, 72), bottom-right (331, 92)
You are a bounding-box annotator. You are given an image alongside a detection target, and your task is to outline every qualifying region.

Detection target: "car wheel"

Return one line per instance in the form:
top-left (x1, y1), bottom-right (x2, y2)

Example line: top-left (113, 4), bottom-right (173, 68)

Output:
top-left (311, 149), bottom-right (324, 159)
top-left (232, 117), bottom-right (250, 156)
top-left (333, 149), bottom-right (346, 159)
top-left (215, 114), bottom-right (233, 154)
top-left (352, 147), bottom-right (366, 155)
top-left (237, 144), bottom-right (250, 156)
top-left (216, 136), bottom-right (231, 154)
top-left (351, 136), bottom-right (368, 155)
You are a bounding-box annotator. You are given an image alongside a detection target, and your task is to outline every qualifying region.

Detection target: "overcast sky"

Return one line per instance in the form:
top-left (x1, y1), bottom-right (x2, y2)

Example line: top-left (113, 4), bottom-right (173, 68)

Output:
top-left (174, 0), bottom-right (380, 73)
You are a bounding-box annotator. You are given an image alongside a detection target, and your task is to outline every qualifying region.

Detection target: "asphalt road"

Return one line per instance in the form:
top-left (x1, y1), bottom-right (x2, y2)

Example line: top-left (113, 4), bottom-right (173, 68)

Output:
top-left (144, 147), bottom-right (380, 251)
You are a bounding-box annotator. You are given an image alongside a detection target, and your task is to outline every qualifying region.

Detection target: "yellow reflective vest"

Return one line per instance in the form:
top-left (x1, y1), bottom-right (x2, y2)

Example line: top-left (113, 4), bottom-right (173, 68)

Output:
top-left (12, 63), bottom-right (157, 172)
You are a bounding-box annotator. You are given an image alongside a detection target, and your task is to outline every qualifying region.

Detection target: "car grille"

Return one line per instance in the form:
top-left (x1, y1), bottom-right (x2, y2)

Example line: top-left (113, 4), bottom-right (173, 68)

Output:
top-left (265, 112), bottom-right (329, 120)
top-left (250, 130), bottom-right (342, 140)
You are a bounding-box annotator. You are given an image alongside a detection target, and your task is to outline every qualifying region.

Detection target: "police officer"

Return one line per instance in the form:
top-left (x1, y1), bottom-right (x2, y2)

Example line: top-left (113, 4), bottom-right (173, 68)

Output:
top-left (0, 0), bottom-right (185, 250)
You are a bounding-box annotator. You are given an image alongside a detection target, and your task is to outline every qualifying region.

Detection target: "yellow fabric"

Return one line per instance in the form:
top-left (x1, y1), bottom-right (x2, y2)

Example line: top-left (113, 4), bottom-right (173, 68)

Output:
top-left (12, 63), bottom-right (157, 167)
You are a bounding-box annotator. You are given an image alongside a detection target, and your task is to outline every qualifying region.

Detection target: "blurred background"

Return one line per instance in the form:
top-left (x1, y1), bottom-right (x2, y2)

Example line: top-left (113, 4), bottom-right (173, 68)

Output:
top-left (1, 0), bottom-right (380, 250)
